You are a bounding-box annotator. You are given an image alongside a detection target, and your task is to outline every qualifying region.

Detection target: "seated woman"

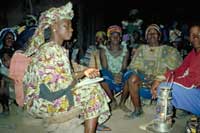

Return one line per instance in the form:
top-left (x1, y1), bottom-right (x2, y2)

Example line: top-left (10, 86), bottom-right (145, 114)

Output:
top-left (124, 24), bottom-right (182, 119)
top-left (0, 28), bottom-right (17, 56)
top-left (80, 31), bottom-right (107, 67)
top-left (23, 2), bottom-right (110, 133)
top-left (88, 31), bottom-right (107, 69)
top-left (151, 25), bottom-right (200, 117)
top-left (0, 49), bottom-right (14, 117)
top-left (100, 25), bottom-right (131, 112)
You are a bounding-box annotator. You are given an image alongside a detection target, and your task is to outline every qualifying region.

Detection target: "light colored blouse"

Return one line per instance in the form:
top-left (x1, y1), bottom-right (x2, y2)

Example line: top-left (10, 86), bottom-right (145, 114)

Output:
top-left (105, 42), bottom-right (128, 74)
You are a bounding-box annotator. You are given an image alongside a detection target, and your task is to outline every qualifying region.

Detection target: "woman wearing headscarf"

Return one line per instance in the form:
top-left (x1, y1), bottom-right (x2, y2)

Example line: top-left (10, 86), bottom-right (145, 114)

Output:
top-left (123, 24), bottom-right (182, 119)
top-left (0, 28), bottom-right (17, 78)
top-left (16, 26), bottom-right (37, 50)
top-left (23, 2), bottom-right (110, 133)
top-left (0, 28), bottom-right (17, 56)
top-left (100, 25), bottom-right (131, 112)
top-left (88, 31), bottom-right (107, 69)
top-left (0, 28), bottom-right (16, 112)
top-left (80, 31), bottom-right (107, 67)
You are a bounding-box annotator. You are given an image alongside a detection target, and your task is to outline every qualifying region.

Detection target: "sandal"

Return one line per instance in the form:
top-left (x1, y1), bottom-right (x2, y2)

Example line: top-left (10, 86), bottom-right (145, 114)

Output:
top-left (124, 110), bottom-right (144, 120)
top-left (97, 124), bottom-right (111, 131)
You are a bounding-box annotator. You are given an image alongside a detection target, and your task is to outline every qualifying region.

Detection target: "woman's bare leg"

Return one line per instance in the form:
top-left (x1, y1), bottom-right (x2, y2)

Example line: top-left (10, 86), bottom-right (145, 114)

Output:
top-left (84, 117), bottom-right (98, 133)
top-left (100, 82), bottom-right (114, 100)
top-left (128, 75), bottom-right (142, 111)
top-left (100, 82), bottom-right (117, 110)
top-left (119, 81), bottom-right (131, 112)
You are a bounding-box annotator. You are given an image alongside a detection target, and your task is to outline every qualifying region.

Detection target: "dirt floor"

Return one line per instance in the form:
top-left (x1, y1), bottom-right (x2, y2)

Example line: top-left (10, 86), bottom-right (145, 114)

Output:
top-left (0, 99), bottom-right (190, 133)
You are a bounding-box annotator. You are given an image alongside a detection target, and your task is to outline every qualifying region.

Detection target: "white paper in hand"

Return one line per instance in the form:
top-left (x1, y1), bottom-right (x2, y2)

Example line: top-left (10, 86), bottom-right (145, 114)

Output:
top-left (75, 77), bottom-right (104, 87)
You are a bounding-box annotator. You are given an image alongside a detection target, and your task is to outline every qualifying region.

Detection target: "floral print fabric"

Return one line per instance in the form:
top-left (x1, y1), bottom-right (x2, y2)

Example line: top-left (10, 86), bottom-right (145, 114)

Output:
top-left (23, 42), bottom-right (110, 124)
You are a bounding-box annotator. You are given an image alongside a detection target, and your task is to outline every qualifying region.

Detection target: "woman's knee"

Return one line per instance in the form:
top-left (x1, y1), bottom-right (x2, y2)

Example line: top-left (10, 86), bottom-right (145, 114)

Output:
top-left (127, 75), bottom-right (141, 93)
top-left (128, 75), bottom-right (140, 85)
top-left (100, 82), bottom-right (109, 89)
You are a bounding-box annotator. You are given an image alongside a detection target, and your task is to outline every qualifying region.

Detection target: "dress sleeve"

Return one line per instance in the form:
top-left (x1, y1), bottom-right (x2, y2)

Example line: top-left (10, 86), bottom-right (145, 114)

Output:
top-left (128, 45), bottom-right (144, 71)
top-left (163, 46), bottom-right (182, 70)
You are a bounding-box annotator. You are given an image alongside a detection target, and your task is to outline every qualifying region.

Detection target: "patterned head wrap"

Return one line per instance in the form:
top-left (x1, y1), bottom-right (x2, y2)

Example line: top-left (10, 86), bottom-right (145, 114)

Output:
top-left (96, 31), bottom-right (106, 38)
top-left (25, 2), bottom-right (74, 56)
top-left (145, 24), bottom-right (161, 40)
top-left (107, 25), bottom-right (122, 38)
top-left (95, 31), bottom-right (107, 45)
top-left (25, 15), bottom-right (38, 26)
top-left (0, 28), bottom-right (17, 49)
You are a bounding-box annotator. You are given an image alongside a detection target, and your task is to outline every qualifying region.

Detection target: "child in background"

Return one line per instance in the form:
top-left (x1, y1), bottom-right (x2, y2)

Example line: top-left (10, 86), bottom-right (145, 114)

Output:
top-left (0, 50), bottom-right (13, 116)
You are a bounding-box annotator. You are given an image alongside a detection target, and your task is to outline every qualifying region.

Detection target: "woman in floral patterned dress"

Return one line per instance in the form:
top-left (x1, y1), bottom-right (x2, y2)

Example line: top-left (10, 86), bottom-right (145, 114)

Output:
top-left (23, 2), bottom-right (110, 133)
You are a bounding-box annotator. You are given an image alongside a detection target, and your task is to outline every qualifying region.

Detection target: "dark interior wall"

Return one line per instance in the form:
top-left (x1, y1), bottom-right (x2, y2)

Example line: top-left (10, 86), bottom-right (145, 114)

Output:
top-left (0, 0), bottom-right (92, 50)
top-left (1, 1), bottom-right (200, 28)
top-left (0, 0), bottom-right (69, 28)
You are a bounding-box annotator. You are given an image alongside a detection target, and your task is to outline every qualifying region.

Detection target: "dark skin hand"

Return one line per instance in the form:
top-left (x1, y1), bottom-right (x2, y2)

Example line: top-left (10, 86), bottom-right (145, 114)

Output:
top-left (151, 80), bottom-right (161, 99)
top-left (73, 68), bottom-right (100, 80)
